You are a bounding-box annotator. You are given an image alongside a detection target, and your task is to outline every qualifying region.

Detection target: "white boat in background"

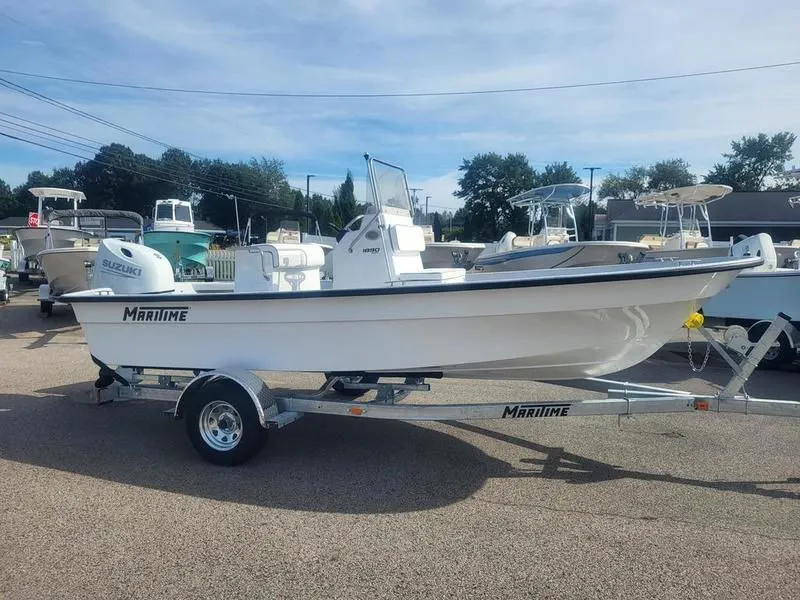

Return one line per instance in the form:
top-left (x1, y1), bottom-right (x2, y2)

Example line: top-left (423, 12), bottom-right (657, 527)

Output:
top-left (418, 225), bottom-right (487, 269)
top-left (634, 184), bottom-right (734, 261)
top-left (60, 154), bottom-right (762, 382)
top-left (13, 187), bottom-right (95, 282)
top-left (0, 247), bottom-right (9, 303)
top-left (700, 232), bottom-right (800, 367)
top-left (472, 184), bottom-right (649, 272)
top-left (37, 209), bottom-right (145, 315)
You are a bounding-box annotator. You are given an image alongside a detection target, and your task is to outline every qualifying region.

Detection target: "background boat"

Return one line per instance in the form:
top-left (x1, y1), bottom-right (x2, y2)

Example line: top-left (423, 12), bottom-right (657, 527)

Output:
top-left (142, 199), bottom-right (211, 278)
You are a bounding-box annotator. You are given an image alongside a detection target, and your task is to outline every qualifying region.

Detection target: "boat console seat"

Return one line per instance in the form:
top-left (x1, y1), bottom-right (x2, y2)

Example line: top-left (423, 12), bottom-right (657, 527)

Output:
top-left (389, 223), bottom-right (427, 254)
top-left (388, 223), bottom-right (465, 283)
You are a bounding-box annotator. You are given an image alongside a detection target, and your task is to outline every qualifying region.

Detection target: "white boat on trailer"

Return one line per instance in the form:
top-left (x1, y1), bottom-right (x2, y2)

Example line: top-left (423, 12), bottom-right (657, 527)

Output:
top-left (634, 184), bottom-right (735, 261)
top-left (62, 155), bottom-right (761, 381)
top-left (13, 187), bottom-right (96, 282)
top-left (57, 154), bottom-right (799, 466)
top-left (473, 183), bottom-right (648, 272)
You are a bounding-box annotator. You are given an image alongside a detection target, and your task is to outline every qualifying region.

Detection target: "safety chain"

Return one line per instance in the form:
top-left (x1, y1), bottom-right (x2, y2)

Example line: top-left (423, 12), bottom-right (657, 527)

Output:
top-left (686, 327), bottom-right (711, 373)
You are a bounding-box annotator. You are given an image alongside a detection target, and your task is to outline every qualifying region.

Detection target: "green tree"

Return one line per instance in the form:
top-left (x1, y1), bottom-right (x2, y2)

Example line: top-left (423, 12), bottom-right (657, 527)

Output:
top-left (455, 152), bottom-right (537, 241)
top-left (538, 161), bottom-right (581, 187)
top-left (332, 170), bottom-right (358, 229)
top-left (646, 159), bottom-right (696, 191)
top-left (432, 212), bottom-right (443, 241)
top-left (703, 132), bottom-right (796, 191)
top-left (598, 166), bottom-right (648, 200)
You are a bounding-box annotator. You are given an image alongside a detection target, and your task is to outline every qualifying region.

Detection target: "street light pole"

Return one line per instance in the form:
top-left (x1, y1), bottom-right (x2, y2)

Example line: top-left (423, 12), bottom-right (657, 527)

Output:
top-left (306, 174), bottom-right (316, 234)
top-left (583, 167), bottom-right (601, 240)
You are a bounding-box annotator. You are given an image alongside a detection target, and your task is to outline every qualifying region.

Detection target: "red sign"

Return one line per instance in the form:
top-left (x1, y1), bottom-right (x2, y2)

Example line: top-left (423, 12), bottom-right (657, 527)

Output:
top-left (27, 212), bottom-right (39, 227)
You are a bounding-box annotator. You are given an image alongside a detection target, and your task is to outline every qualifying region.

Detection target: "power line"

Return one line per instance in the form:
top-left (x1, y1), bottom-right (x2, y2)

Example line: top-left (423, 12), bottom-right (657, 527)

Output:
top-left (0, 80), bottom-right (337, 199)
top-left (0, 60), bottom-right (798, 98)
top-left (0, 129), bottom-right (311, 213)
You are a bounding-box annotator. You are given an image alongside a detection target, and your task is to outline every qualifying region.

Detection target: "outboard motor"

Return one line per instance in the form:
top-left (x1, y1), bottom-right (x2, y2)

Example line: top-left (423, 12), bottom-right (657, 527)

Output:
top-left (90, 239), bottom-right (176, 294)
top-left (729, 233), bottom-right (777, 272)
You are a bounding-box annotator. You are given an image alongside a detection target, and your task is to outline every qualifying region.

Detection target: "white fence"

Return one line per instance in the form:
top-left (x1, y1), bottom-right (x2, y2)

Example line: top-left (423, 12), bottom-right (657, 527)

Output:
top-left (208, 249), bottom-right (236, 281)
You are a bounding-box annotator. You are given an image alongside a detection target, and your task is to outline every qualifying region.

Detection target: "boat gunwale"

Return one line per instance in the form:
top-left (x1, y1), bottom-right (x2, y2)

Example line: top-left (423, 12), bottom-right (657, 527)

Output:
top-left (59, 256), bottom-right (762, 304)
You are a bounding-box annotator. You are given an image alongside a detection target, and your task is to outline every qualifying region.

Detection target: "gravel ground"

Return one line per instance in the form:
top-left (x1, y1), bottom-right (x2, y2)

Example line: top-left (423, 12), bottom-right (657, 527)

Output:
top-left (0, 281), bottom-right (798, 600)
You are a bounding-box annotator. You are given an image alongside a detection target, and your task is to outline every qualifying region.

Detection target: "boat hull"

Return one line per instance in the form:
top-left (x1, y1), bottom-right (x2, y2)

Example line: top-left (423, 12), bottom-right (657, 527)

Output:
top-left (64, 257), bottom-right (753, 381)
top-left (473, 242), bottom-right (648, 272)
top-left (14, 226), bottom-right (91, 263)
top-left (142, 230), bottom-right (211, 270)
top-left (421, 242), bottom-right (486, 268)
top-left (642, 246), bottom-right (730, 262)
top-left (700, 269), bottom-right (800, 324)
top-left (37, 247), bottom-right (98, 297)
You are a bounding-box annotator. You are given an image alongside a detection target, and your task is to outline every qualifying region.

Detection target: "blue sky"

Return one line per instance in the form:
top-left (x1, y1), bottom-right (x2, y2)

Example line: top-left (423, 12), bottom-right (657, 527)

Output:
top-left (1, 0), bottom-right (799, 210)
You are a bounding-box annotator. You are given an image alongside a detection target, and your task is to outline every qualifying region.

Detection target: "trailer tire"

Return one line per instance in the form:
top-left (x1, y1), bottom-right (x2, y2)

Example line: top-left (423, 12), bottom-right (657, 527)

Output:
top-left (747, 322), bottom-right (796, 369)
top-left (18, 272), bottom-right (28, 283)
top-left (325, 373), bottom-right (379, 398)
top-left (40, 300), bottom-right (53, 316)
top-left (184, 379), bottom-right (268, 466)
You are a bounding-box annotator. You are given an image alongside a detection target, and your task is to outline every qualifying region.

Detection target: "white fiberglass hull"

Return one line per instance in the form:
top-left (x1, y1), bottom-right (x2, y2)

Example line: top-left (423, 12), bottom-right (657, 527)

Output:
top-left (14, 226), bottom-right (91, 261)
top-left (473, 241), bottom-right (649, 272)
top-left (421, 242), bottom-right (487, 268)
top-left (37, 247), bottom-right (98, 297)
top-left (642, 246), bottom-right (730, 262)
top-left (700, 269), bottom-right (800, 324)
top-left (62, 256), bottom-right (757, 381)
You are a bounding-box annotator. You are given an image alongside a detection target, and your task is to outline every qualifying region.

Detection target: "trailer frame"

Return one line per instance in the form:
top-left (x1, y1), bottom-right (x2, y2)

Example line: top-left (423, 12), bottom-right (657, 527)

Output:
top-left (88, 313), bottom-right (800, 466)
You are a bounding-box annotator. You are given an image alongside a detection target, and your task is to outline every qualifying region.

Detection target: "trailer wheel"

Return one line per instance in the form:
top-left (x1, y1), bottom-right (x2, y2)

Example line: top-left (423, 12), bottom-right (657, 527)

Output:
top-left (747, 322), bottom-right (796, 369)
top-left (184, 379), bottom-right (268, 466)
top-left (40, 300), bottom-right (53, 316)
top-left (18, 272), bottom-right (28, 283)
top-left (325, 373), bottom-right (379, 398)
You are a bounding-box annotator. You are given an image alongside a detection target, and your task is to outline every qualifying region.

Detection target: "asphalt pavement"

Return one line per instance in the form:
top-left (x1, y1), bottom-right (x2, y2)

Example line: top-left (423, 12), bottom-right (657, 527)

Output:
top-left (0, 281), bottom-right (798, 599)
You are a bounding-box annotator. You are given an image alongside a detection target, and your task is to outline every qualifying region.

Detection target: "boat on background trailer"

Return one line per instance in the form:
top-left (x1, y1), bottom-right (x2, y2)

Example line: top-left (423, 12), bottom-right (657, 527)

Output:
top-left (0, 248), bottom-right (10, 303)
top-left (13, 187), bottom-right (96, 283)
top-left (418, 225), bottom-right (487, 269)
top-left (142, 199), bottom-right (213, 281)
top-left (472, 183), bottom-right (648, 272)
top-left (58, 154), bottom-right (799, 467)
top-left (700, 231), bottom-right (800, 369)
top-left (633, 184), bottom-right (735, 261)
top-left (37, 208), bottom-right (145, 316)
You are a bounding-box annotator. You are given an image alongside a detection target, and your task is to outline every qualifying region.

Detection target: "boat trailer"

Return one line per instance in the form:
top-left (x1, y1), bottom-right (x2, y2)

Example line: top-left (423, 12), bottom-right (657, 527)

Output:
top-left (90, 313), bottom-right (800, 466)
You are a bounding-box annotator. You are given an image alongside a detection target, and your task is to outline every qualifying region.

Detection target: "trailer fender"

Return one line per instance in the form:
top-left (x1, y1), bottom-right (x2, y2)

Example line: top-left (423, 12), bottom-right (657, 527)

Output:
top-left (174, 369), bottom-right (278, 428)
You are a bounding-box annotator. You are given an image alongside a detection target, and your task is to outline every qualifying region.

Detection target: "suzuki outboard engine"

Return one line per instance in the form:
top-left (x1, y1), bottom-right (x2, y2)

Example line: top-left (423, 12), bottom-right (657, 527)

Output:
top-left (90, 239), bottom-right (176, 294)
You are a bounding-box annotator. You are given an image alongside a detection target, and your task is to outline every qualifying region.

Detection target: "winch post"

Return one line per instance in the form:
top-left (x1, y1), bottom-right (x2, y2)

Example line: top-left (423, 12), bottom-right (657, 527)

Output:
top-left (718, 312), bottom-right (793, 400)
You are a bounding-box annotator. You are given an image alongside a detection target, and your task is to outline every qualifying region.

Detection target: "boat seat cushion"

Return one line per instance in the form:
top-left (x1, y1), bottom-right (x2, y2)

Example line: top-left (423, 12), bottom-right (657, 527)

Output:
top-left (397, 268), bottom-right (465, 283)
top-left (389, 224), bottom-right (426, 254)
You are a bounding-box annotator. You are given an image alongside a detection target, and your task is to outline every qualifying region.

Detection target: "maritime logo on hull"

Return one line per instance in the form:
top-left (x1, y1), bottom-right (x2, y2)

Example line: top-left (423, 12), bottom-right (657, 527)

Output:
top-left (122, 306), bottom-right (190, 323)
top-left (101, 259), bottom-right (142, 279)
top-left (501, 403), bottom-right (571, 418)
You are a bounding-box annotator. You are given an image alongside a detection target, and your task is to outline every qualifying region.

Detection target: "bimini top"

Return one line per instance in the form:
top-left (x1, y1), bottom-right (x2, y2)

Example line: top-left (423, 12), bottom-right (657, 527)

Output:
top-left (634, 184), bottom-right (733, 208)
top-left (508, 183), bottom-right (591, 208)
top-left (45, 208), bottom-right (144, 229)
top-left (28, 187), bottom-right (87, 202)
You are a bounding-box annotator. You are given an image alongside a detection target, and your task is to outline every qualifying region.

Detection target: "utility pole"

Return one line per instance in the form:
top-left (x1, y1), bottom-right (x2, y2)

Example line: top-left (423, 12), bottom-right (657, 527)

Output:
top-left (306, 174), bottom-right (316, 234)
top-left (425, 196), bottom-right (430, 219)
top-left (409, 187), bottom-right (423, 222)
top-left (583, 167), bottom-right (601, 240)
top-left (223, 193), bottom-right (241, 245)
